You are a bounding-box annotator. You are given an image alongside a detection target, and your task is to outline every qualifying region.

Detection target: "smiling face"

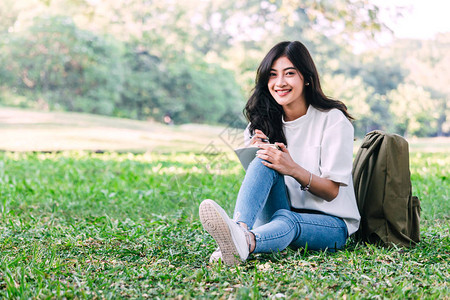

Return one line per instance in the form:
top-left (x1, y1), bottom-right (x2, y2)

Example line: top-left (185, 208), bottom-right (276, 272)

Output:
top-left (268, 56), bottom-right (307, 112)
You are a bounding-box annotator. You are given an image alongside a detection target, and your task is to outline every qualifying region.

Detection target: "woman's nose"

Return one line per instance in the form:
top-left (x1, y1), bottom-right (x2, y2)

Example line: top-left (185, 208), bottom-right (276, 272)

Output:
top-left (276, 75), bottom-right (286, 86)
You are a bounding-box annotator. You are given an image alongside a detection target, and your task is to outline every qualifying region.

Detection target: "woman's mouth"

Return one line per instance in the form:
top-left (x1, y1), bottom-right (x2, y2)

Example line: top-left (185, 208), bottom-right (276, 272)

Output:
top-left (276, 89), bottom-right (291, 96)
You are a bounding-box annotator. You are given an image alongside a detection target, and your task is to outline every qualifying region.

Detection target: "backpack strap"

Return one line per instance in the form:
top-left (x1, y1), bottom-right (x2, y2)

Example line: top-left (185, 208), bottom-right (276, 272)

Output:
top-left (352, 131), bottom-right (385, 214)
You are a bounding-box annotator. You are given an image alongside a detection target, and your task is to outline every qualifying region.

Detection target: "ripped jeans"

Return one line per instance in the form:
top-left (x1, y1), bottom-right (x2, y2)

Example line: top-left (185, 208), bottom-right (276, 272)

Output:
top-left (233, 157), bottom-right (348, 253)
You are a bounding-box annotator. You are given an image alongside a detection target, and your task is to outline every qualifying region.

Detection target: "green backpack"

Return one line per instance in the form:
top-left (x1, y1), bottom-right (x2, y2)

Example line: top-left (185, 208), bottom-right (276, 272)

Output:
top-left (352, 130), bottom-right (421, 247)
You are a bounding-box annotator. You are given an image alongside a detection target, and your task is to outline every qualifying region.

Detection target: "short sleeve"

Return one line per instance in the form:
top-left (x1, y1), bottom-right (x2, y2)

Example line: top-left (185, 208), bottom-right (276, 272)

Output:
top-left (319, 115), bottom-right (354, 186)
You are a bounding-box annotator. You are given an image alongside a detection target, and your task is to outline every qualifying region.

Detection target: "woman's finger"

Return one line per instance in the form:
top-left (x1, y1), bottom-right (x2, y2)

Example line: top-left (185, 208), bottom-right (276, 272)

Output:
top-left (261, 160), bottom-right (274, 168)
top-left (257, 153), bottom-right (270, 161)
top-left (252, 129), bottom-right (269, 143)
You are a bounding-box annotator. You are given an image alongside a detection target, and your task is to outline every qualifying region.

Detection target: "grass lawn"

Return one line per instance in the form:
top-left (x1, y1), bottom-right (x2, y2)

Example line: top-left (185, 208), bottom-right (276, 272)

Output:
top-left (0, 150), bottom-right (448, 298)
top-left (0, 108), bottom-right (449, 298)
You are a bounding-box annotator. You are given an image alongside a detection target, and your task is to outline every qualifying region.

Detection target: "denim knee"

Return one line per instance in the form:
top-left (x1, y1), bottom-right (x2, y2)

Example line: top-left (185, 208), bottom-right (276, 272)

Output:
top-left (248, 157), bottom-right (268, 171)
top-left (248, 157), bottom-right (281, 179)
top-left (271, 209), bottom-right (297, 227)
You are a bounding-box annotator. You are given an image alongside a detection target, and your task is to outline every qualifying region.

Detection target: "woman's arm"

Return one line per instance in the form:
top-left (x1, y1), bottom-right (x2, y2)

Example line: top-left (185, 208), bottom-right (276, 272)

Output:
top-left (257, 143), bottom-right (339, 201)
top-left (289, 162), bottom-right (339, 201)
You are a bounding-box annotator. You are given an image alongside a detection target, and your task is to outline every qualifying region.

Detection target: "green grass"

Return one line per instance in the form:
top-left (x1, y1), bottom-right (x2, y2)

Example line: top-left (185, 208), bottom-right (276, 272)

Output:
top-left (0, 151), bottom-right (448, 298)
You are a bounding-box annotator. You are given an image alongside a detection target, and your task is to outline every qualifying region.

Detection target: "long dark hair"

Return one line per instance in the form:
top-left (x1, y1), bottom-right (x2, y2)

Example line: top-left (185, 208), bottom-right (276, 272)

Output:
top-left (244, 41), bottom-right (353, 145)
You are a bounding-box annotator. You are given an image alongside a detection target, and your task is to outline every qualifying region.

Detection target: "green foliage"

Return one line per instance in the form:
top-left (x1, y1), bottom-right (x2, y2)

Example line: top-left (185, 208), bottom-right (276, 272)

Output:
top-left (1, 16), bottom-right (124, 114)
top-left (388, 84), bottom-right (439, 137)
top-left (162, 57), bottom-right (244, 124)
top-left (322, 73), bottom-right (372, 136)
top-left (356, 57), bottom-right (407, 95)
top-left (0, 0), bottom-right (448, 136)
top-left (0, 151), bottom-right (448, 298)
top-left (364, 35), bottom-right (450, 137)
top-left (118, 44), bottom-right (245, 124)
top-left (0, 15), bottom-right (245, 125)
top-left (119, 46), bottom-right (167, 120)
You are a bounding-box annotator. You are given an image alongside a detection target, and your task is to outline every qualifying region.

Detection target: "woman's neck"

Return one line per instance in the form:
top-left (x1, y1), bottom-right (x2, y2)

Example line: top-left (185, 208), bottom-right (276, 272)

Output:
top-left (283, 102), bottom-right (309, 121)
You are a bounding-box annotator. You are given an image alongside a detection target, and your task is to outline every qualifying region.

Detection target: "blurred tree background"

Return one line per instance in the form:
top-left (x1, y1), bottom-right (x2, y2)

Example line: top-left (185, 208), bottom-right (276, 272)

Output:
top-left (0, 0), bottom-right (448, 137)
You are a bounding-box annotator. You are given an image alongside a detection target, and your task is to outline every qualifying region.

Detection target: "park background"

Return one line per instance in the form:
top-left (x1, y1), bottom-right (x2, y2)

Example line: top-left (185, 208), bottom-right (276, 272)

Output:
top-left (1, 0), bottom-right (449, 140)
top-left (0, 0), bottom-right (448, 298)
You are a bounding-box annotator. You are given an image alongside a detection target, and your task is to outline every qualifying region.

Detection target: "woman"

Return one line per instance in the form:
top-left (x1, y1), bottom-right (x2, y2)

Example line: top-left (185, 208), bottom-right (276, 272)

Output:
top-left (199, 41), bottom-right (360, 265)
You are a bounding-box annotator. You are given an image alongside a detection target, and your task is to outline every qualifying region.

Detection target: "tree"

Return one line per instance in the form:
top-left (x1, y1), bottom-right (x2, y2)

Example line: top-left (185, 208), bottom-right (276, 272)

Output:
top-left (321, 74), bottom-right (371, 136)
top-left (388, 84), bottom-right (438, 137)
top-left (119, 46), bottom-right (167, 120)
top-left (1, 0), bottom-right (400, 130)
top-left (1, 16), bottom-right (124, 114)
top-left (158, 56), bottom-right (244, 124)
top-left (402, 34), bottom-right (450, 136)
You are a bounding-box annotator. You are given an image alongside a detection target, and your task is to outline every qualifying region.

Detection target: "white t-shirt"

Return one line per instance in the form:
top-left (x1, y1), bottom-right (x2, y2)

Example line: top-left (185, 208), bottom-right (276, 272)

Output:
top-left (244, 105), bottom-right (361, 235)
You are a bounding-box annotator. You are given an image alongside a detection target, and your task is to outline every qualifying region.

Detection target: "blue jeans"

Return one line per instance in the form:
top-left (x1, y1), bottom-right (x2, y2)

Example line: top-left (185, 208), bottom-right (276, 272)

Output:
top-left (233, 157), bottom-right (348, 253)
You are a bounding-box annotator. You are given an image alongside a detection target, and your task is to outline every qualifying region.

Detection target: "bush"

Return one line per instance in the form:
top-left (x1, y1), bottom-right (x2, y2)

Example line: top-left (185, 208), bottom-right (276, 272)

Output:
top-left (0, 16), bottom-right (124, 114)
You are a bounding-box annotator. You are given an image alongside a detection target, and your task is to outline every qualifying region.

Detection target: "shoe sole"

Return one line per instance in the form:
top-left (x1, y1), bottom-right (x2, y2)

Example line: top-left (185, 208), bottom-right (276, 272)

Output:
top-left (199, 200), bottom-right (241, 265)
top-left (209, 248), bottom-right (222, 263)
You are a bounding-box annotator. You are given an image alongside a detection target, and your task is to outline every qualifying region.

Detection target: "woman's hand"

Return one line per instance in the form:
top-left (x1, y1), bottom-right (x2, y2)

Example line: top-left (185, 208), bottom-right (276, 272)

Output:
top-left (250, 129), bottom-right (270, 146)
top-left (256, 143), bottom-right (297, 176)
top-left (257, 143), bottom-right (340, 201)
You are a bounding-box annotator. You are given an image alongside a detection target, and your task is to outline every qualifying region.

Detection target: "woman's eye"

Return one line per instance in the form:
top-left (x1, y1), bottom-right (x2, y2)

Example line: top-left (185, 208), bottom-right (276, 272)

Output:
top-left (269, 73), bottom-right (277, 77)
top-left (286, 72), bottom-right (295, 76)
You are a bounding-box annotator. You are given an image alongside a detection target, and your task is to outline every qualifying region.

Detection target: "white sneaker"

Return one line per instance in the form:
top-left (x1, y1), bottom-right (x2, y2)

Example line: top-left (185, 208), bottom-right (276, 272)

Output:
top-left (199, 199), bottom-right (250, 265)
top-left (209, 247), bottom-right (222, 263)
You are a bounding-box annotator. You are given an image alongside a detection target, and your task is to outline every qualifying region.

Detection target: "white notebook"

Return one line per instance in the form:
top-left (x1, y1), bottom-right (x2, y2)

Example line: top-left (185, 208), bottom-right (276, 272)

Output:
top-left (234, 147), bottom-right (259, 171)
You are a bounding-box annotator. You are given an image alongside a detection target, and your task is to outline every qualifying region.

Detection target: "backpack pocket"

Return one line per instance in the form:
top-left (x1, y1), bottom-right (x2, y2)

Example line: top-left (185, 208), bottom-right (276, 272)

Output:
top-left (410, 196), bottom-right (421, 243)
